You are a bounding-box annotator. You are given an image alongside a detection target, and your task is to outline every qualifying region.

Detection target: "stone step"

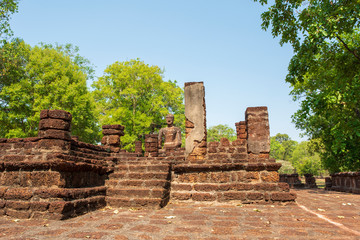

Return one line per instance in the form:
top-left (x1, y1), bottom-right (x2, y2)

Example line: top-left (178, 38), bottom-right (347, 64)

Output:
top-left (108, 172), bottom-right (170, 180)
top-left (106, 179), bottom-right (170, 188)
top-left (107, 188), bottom-right (168, 198)
top-left (171, 191), bottom-right (296, 203)
top-left (171, 183), bottom-right (288, 192)
top-left (106, 196), bottom-right (168, 208)
top-left (114, 164), bottom-right (170, 172)
top-left (106, 157), bottom-right (171, 164)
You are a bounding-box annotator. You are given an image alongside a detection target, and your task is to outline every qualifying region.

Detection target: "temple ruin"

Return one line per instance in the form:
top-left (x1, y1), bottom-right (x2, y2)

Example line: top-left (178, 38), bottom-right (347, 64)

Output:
top-left (0, 82), bottom-right (296, 220)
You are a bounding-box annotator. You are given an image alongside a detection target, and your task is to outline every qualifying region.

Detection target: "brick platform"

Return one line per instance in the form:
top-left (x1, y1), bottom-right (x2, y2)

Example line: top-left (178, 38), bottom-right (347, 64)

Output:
top-left (1, 106), bottom-right (297, 220)
top-left (0, 188), bottom-right (359, 239)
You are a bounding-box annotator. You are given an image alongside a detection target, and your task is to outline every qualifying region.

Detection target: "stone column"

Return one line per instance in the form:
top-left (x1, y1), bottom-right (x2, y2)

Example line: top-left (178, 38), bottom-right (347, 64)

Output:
top-left (134, 140), bottom-right (143, 156)
top-left (144, 134), bottom-right (158, 157)
top-left (101, 125), bottom-right (124, 150)
top-left (184, 82), bottom-right (207, 161)
top-left (246, 107), bottom-right (270, 159)
top-left (38, 110), bottom-right (72, 152)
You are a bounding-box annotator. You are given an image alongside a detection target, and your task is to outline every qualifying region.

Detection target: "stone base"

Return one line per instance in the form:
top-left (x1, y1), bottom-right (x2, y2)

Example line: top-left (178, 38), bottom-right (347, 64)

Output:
top-left (0, 186), bottom-right (106, 220)
top-left (171, 162), bottom-right (296, 204)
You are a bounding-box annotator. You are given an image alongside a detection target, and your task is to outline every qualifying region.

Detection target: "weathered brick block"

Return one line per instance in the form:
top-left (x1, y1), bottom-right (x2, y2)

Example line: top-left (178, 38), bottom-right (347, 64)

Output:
top-left (0, 172), bottom-right (20, 186)
top-left (4, 188), bottom-right (33, 200)
top-left (222, 192), bottom-right (246, 201)
top-left (194, 184), bottom-right (219, 192)
top-left (231, 153), bottom-right (248, 160)
top-left (172, 192), bottom-right (191, 200)
top-left (48, 201), bottom-right (74, 214)
top-left (192, 193), bottom-right (216, 201)
top-left (270, 192), bottom-right (296, 201)
top-left (246, 163), bottom-right (265, 171)
top-left (247, 192), bottom-right (264, 200)
top-left (102, 129), bottom-right (124, 136)
top-left (7, 138), bottom-right (23, 143)
top-left (101, 135), bottom-right (120, 146)
top-left (0, 187), bottom-right (8, 198)
top-left (30, 202), bottom-right (50, 211)
top-left (5, 200), bottom-right (30, 210)
top-left (278, 182), bottom-right (290, 192)
top-left (38, 139), bottom-right (70, 151)
top-left (39, 119), bottom-right (71, 130)
top-left (171, 184), bottom-right (192, 191)
top-left (40, 110), bottom-right (72, 121)
top-left (239, 133), bottom-right (247, 139)
top-left (38, 129), bottom-right (71, 140)
top-left (242, 172), bottom-right (260, 181)
top-left (254, 183), bottom-right (277, 191)
top-left (5, 208), bottom-right (31, 219)
top-left (208, 142), bottom-right (220, 147)
top-left (210, 172), bottom-right (230, 183)
top-left (231, 139), bottom-right (246, 146)
top-left (230, 183), bottom-right (253, 191)
top-left (2, 155), bottom-right (26, 162)
top-left (261, 171), bottom-right (279, 183)
top-left (178, 173), bottom-right (199, 183)
top-left (220, 138), bottom-right (230, 147)
top-left (30, 171), bottom-right (64, 187)
top-left (102, 125), bottom-right (124, 130)
top-left (265, 163), bottom-right (282, 171)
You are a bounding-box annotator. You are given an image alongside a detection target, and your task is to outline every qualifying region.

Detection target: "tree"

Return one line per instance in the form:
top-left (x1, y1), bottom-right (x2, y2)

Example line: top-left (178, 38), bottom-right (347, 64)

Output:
top-left (254, 0), bottom-right (360, 172)
top-left (0, 0), bottom-right (19, 40)
top-left (270, 137), bottom-right (284, 160)
top-left (0, 40), bottom-right (100, 143)
top-left (291, 141), bottom-right (324, 176)
top-left (270, 133), bottom-right (297, 161)
top-left (92, 59), bottom-right (184, 151)
top-left (207, 124), bottom-right (236, 142)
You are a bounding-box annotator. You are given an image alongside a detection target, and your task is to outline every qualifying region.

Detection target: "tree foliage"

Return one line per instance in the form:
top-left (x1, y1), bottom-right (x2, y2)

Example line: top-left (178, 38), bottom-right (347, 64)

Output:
top-left (291, 141), bottom-right (324, 176)
top-left (207, 124), bottom-right (236, 142)
top-left (92, 59), bottom-right (184, 151)
top-left (0, 0), bottom-right (19, 40)
top-left (0, 39), bottom-right (100, 143)
top-left (254, 0), bottom-right (360, 172)
top-left (270, 133), bottom-right (297, 161)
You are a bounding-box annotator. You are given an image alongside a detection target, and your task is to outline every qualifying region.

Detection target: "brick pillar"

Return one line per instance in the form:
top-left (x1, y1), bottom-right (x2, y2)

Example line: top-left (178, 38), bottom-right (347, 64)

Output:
top-left (101, 125), bottom-right (124, 150)
top-left (245, 107), bottom-right (270, 159)
top-left (325, 177), bottom-right (332, 190)
top-left (135, 140), bottom-right (143, 156)
top-left (304, 174), bottom-right (317, 188)
top-left (38, 110), bottom-right (72, 152)
top-left (235, 121), bottom-right (247, 140)
top-left (184, 82), bottom-right (207, 161)
top-left (144, 134), bottom-right (158, 157)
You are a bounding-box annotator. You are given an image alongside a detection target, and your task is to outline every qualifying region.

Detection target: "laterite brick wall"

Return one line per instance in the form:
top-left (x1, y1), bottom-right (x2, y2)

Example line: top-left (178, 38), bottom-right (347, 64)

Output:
top-left (326, 172), bottom-right (360, 194)
top-left (0, 110), bottom-right (113, 219)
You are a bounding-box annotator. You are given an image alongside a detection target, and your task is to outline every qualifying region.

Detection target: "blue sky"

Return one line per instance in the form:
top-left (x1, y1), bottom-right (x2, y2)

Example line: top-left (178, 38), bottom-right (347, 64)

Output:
top-left (10, 0), bottom-right (306, 142)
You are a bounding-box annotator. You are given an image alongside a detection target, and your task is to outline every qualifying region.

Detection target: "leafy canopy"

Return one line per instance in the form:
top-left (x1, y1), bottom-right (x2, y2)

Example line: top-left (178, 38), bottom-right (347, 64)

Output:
top-left (207, 124), bottom-right (236, 142)
top-left (291, 141), bottom-right (326, 176)
top-left (0, 0), bottom-right (19, 40)
top-left (270, 133), bottom-right (297, 161)
top-left (254, 0), bottom-right (360, 172)
top-left (92, 59), bottom-right (184, 151)
top-left (271, 133), bottom-right (325, 175)
top-left (0, 39), bottom-right (100, 143)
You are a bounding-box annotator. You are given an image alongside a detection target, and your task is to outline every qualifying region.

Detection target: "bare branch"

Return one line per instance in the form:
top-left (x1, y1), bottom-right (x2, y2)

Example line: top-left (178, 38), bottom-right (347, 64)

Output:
top-left (336, 35), bottom-right (360, 63)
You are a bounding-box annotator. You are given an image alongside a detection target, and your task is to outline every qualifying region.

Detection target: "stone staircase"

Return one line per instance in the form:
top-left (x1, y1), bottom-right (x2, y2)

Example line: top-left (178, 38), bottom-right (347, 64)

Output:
top-left (105, 158), bottom-right (172, 208)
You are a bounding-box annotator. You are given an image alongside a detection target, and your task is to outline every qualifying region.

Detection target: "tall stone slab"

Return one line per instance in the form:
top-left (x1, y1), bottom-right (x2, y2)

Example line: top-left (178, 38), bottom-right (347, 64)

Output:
top-left (184, 82), bottom-right (207, 160)
top-left (246, 107), bottom-right (270, 155)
